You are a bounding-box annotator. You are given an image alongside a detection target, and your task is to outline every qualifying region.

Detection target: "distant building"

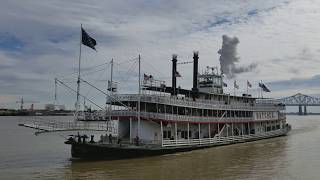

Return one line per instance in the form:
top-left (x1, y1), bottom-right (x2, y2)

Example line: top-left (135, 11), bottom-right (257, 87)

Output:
top-left (57, 105), bottom-right (66, 110)
top-left (45, 104), bottom-right (55, 111)
top-left (45, 104), bottom-right (66, 111)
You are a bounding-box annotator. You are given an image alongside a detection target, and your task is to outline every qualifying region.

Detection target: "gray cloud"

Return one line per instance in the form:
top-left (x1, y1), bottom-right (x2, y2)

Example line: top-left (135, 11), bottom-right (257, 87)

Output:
top-left (0, 0), bottom-right (314, 109)
top-left (288, 68), bottom-right (300, 74)
top-left (267, 74), bottom-right (320, 91)
top-left (218, 35), bottom-right (257, 79)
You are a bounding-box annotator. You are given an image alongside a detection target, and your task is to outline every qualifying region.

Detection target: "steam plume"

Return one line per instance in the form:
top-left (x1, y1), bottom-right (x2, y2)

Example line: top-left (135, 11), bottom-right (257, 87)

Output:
top-left (218, 35), bottom-right (257, 79)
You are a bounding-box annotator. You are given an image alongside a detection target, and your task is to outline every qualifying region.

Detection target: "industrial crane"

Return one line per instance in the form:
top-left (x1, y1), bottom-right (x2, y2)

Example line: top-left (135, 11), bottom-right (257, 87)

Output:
top-left (16, 97), bottom-right (39, 111)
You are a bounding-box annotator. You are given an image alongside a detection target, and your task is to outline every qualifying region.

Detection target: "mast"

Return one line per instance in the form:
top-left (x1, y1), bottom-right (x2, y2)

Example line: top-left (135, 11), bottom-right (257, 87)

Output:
top-left (76, 24), bottom-right (82, 117)
top-left (138, 54), bottom-right (141, 138)
top-left (54, 78), bottom-right (57, 105)
top-left (54, 78), bottom-right (58, 106)
top-left (109, 58), bottom-right (114, 121)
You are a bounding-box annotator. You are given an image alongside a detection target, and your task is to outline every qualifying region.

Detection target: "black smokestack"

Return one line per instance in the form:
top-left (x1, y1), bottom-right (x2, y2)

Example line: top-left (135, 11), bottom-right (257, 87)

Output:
top-left (172, 54), bottom-right (177, 95)
top-left (192, 51), bottom-right (199, 94)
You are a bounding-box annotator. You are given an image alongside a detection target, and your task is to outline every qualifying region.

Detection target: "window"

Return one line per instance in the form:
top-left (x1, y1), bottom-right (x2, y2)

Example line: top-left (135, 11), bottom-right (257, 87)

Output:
top-left (163, 131), bottom-right (171, 139)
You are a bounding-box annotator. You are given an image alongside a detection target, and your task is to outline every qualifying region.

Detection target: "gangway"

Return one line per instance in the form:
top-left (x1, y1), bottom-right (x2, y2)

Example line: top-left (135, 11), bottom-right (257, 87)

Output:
top-left (18, 116), bottom-right (117, 135)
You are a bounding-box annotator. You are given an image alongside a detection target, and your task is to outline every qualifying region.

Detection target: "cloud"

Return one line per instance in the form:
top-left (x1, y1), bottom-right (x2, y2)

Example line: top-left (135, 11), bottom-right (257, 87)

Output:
top-left (268, 74), bottom-right (320, 90)
top-left (287, 68), bottom-right (300, 74)
top-left (1, 0), bottom-right (319, 109)
top-left (218, 35), bottom-right (257, 79)
top-left (0, 33), bottom-right (25, 51)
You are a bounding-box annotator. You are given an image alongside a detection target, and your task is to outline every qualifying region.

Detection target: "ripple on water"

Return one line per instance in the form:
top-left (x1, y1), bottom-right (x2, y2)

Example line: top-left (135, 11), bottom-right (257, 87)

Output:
top-left (1, 116), bottom-right (320, 179)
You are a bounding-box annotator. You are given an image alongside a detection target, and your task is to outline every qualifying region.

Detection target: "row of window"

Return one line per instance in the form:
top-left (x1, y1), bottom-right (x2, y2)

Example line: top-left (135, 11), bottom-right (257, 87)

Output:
top-left (255, 112), bottom-right (276, 119)
top-left (162, 123), bottom-right (281, 139)
top-left (139, 102), bottom-right (253, 118)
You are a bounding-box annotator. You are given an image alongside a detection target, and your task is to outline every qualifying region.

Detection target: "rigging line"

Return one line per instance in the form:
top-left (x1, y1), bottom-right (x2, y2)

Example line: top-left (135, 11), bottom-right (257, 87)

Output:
top-left (143, 60), bottom-right (167, 78)
top-left (80, 65), bottom-right (110, 77)
top-left (56, 57), bottom-right (136, 80)
top-left (117, 62), bottom-right (139, 91)
top-left (83, 65), bottom-right (108, 99)
top-left (80, 78), bottom-right (134, 111)
top-left (114, 59), bottom-right (138, 84)
top-left (78, 66), bottom-right (109, 80)
top-left (56, 62), bottom-right (111, 79)
top-left (82, 59), bottom-right (137, 97)
top-left (122, 60), bottom-right (139, 83)
top-left (115, 57), bottom-right (139, 66)
top-left (56, 79), bottom-right (105, 110)
top-left (113, 59), bottom-right (138, 84)
top-left (58, 57), bottom-right (137, 83)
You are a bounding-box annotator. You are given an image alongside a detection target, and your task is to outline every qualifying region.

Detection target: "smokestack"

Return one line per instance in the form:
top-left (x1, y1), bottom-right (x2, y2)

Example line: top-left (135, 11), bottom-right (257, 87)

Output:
top-left (192, 51), bottom-right (199, 94)
top-left (172, 54), bottom-right (177, 95)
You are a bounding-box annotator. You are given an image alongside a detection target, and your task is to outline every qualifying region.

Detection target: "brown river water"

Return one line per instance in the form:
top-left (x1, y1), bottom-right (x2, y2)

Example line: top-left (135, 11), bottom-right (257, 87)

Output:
top-left (0, 115), bottom-right (320, 180)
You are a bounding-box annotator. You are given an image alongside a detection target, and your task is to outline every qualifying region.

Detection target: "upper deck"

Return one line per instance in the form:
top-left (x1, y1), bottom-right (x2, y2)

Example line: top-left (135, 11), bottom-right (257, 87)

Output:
top-left (110, 94), bottom-right (285, 112)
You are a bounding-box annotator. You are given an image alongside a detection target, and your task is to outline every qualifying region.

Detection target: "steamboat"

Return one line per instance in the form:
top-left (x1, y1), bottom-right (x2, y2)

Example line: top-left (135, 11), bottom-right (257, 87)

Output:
top-left (66, 52), bottom-right (291, 159)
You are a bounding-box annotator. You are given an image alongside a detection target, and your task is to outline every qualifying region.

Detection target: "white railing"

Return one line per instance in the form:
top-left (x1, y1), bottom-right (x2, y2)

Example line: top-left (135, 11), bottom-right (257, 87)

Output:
top-left (162, 128), bottom-right (288, 147)
top-left (113, 94), bottom-right (283, 111)
top-left (108, 110), bottom-right (281, 123)
top-left (19, 117), bottom-right (117, 135)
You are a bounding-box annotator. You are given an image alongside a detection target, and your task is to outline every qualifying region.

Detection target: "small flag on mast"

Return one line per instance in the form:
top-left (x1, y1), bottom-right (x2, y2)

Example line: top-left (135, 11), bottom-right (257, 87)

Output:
top-left (259, 82), bottom-right (271, 92)
top-left (234, 80), bottom-right (239, 89)
top-left (144, 74), bottom-right (150, 81)
top-left (175, 71), bottom-right (182, 77)
top-left (247, 80), bottom-right (252, 88)
top-left (81, 27), bottom-right (97, 51)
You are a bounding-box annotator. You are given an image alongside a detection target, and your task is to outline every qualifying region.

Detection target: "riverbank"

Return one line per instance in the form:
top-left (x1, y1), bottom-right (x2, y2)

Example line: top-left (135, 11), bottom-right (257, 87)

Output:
top-left (0, 109), bottom-right (73, 116)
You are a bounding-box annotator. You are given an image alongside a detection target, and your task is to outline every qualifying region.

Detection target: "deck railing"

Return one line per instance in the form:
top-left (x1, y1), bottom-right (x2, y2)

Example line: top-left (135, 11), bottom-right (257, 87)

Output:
top-left (109, 111), bottom-right (281, 123)
top-left (112, 94), bottom-right (284, 111)
top-left (19, 117), bottom-right (116, 135)
top-left (162, 128), bottom-right (288, 147)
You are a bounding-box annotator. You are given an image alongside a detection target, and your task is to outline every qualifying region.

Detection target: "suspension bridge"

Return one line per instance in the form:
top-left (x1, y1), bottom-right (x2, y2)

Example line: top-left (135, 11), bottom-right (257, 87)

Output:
top-left (277, 93), bottom-right (320, 115)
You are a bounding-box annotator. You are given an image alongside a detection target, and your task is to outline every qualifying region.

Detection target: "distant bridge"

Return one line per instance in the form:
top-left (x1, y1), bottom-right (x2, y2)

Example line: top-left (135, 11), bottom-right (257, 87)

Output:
top-left (277, 93), bottom-right (320, 115)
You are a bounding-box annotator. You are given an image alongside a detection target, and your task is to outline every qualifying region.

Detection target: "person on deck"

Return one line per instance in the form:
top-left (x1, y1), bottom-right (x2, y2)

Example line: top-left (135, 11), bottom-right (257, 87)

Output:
top-left (108, 134), bottom-right (113, 144)
top-left (134, 136), bottom-right (140, 146)
top-left (89, 135), bottom-right (95, 143)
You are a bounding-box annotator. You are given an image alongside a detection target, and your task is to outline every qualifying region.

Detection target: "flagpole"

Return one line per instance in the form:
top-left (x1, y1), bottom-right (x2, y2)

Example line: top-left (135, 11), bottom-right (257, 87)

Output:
top-left (233, 80), bottom-right (236, 96)
top-left (259, 86), bottom-right (261, 98)
top-left (76, 24), bottom-right (82, 119)
top-left (246, 81), bottom-right (248, 95)
top-left (138, 54), bottom-right (141, 138)
top-left (109, 58), bottom-right (113, 122)
top-left (260, 81), bottom-right (263, 98)
top-left (259, 84), bottom-right (261, 98)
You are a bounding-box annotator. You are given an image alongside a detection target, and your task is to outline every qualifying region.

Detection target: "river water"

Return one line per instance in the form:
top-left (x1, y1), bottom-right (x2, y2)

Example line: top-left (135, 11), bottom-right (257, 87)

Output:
top-left (0, 115), bottom-right (319, 180)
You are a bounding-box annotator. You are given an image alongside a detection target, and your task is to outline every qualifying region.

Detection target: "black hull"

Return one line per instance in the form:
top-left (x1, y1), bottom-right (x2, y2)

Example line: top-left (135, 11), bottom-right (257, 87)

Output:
top-left (69, 130), bottom-right (290, 160)
top-left (71, 143), bottom-right (200, 160)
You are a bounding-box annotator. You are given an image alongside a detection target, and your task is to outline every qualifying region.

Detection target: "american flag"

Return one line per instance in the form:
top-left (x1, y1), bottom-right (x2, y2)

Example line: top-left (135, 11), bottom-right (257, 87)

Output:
top-left (175, 71), bottom-right (182, 77)
top-left (144, 74), bottom-right (149, 81)
top-left (81, 27), bottom-right (97, 51)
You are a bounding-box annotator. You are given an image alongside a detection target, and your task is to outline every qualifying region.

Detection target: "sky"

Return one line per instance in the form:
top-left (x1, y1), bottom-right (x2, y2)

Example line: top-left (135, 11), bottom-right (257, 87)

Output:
top-left (1, 0), bottom-right (320, 110)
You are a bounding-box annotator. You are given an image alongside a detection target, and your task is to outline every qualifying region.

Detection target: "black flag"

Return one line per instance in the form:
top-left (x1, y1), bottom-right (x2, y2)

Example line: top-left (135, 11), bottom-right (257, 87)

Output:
top-left (81, 27), bottom-right (97, 51)
top-left (259, 82), bottom-right (271, 92)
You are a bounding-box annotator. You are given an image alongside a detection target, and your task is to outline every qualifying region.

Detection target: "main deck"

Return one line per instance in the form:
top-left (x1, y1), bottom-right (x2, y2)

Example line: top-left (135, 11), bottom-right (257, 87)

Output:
top-left (68, 125), bottom-right (291, 159)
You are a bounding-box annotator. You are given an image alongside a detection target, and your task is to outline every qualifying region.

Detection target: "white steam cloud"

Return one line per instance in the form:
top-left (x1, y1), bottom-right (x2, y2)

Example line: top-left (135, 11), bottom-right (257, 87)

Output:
top-left (218, 35), bottom-right (257, 79)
